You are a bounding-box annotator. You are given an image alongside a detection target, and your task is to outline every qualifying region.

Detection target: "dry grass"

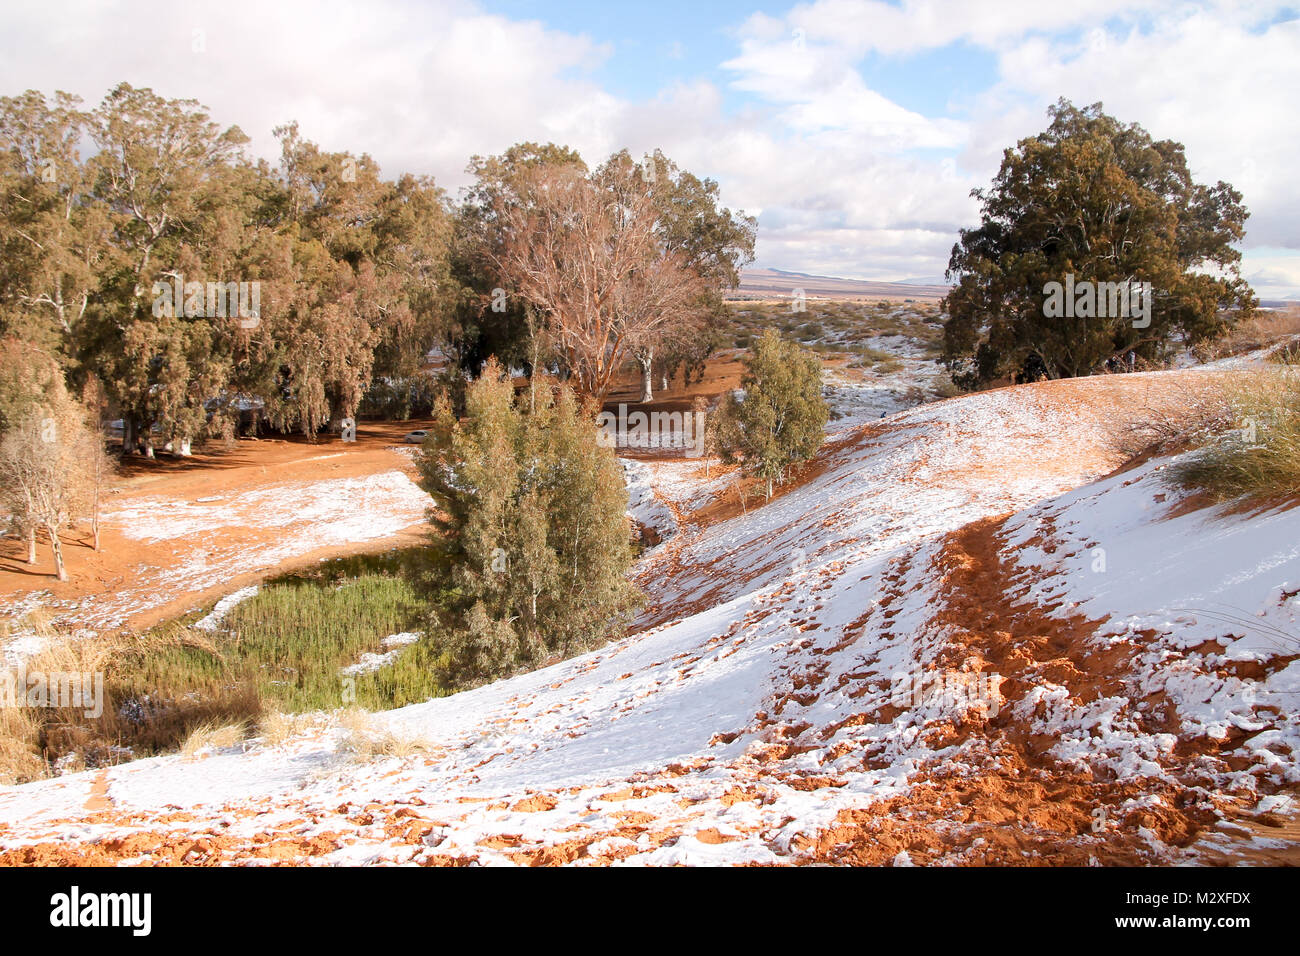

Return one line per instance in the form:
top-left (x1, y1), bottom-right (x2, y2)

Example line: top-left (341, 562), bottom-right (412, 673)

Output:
top-left (257, 707), bottom-right (306, 747)
top-left (0, 614), bottom-right (264, 782)
top-left (1107, 366), bottom-right (1300, 502)
top-left (1168, 369), bottom-right (1300, 500)
top-left (180, 720), bottom-right (249, 759)
top-left (2, 615), bottom-right (125, 783)
top-left (1204, 307), bottom-right (1300, 361)
top-left (1105, 380), bottom-right (1239, 463)
top-left (0, 703), bottom-right (45, 785)
top-left (336, 707), bottom-right (433, 761)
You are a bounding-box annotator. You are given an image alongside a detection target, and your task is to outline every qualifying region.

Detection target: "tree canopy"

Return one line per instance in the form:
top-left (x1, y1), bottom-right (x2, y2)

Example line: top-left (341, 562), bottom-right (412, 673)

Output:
top-left (459, 143), bottom-right (755, 403)
top-left (0, 84), bottom-right (457, 454)
top-left (942, 99), bottom-right (1254, 388)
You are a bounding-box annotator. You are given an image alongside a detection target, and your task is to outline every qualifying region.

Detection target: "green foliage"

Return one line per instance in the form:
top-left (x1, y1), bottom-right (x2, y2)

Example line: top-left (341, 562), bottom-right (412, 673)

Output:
top-left (0, 84), bottom-right (458, 454)
top-left (713, 328), bottom-right (828, 498)
top-left (415, 360), bottom-right (640, 685)
top-left (2, 84), bottom-right (761, 453)
top-left (122, 565), bottom-right (436, 714)
top-left (942, 99), bottom-right (1255, 389)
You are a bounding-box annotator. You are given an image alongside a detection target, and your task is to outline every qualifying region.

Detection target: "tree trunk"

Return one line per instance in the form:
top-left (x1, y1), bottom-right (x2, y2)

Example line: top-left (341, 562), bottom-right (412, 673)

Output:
top-left (92, 479), bottom-right (101, 551)
top-left (123, 416), bottom-right (135, 455)
top-left (46, 524), bottom-right (67, 581)
top-left (639, 350), bottom-right (654, 403)
top-left (26, 526), bottom-right (37, 564)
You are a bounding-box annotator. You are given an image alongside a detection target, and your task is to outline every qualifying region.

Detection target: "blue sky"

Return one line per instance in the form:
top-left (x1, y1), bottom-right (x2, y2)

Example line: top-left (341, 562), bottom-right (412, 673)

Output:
top-left (2, 0), bottom-right (1298, 296)
top-left (480, 1), bottom-right (778, 99)
top-left (482, 0), bottom-right (1003, 116)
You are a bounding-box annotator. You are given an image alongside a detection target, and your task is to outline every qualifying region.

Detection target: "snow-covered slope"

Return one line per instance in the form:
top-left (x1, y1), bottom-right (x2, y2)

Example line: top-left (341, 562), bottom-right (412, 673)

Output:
top-left (1, 371), bottom-right (1295, 865)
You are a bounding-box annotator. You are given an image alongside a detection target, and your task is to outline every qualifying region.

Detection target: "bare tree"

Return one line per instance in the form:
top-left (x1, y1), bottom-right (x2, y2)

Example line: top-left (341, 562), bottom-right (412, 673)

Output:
top-left (486, 164), bottom-right (707, 404)
top-left (0, 405), bottom-right (102, 581)
top-left (79, 424), bottom-right (114, 552)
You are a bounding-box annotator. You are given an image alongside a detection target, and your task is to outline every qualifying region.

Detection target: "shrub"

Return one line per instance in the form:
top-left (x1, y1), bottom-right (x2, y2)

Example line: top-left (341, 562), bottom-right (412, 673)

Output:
top-left (931, 374), bottom-right (964, 399)
top-left (1169, 371), bottom-right (1300, 500)
top-left (851, 345), bottom-right (893, 366)
top-left (415, 359), bottom-right (640, 686)
top-left (337, 708), bottom-right (433, 762)
top-left (712, 328), bottom-right (829, 498)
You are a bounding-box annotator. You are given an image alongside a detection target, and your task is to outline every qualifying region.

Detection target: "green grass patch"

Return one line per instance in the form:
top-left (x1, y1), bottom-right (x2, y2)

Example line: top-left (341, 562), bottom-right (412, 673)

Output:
top-left (128, 550), bottom-right (448, 714)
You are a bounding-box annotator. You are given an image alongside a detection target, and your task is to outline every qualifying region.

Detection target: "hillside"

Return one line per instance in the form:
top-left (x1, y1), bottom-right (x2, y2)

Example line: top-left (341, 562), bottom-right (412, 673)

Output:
top-left (1, 366), bottom-right (1296, 865)
top-left (737, 268), bottom-right (948, 302)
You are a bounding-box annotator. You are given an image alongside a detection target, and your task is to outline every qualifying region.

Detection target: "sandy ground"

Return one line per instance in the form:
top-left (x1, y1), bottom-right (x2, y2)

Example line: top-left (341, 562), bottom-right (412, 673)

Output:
top-left (2, 360), bottom-right (1295, 867)
top-left (0, 357), bottom-right (755, 633)
top-left (0, 421), bottom-right (435, 632)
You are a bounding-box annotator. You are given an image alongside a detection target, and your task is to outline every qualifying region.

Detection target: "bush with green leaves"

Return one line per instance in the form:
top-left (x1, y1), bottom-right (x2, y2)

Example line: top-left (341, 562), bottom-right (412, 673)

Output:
top-left (415, 359), bottom-right (640, 685)
top-left (713, 328), bottom-right (828, 498)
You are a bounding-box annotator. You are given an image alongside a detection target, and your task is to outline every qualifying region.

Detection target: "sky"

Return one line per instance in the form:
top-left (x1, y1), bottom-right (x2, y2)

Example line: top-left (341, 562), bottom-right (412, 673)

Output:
top-left (2, 0), bottom-right (1297, 297)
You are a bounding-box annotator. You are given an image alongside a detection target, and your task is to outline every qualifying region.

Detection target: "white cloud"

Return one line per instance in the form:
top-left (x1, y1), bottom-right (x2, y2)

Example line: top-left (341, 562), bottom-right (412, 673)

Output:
top-left (1243, 253), bottom-right (1300, 301)
top-left (966, 7), bottom-right (1300, 250)
top-left (742, 0), bottom-right (1169, 56)
top-left (721, 26), bottom-right (966, 147)
top-left (722, 0), bottom-right (1300, 284)
top-left (0, 0), bottom-right (621, 192)
top-left (0, 0), bottom-right (1296, 291)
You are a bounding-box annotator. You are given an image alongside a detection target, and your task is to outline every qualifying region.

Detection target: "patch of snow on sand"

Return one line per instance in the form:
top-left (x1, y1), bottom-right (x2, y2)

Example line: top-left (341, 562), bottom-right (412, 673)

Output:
top-left (107, 471), bottom-right (428, 543)
top-left (192, 586), bottom-right (259, 632)
top-left (999, 457), bottom-right (1300, 800)
top-left (59, 470), bottom-right (430, 628)
top-left (622, 459), bottom-right (677, 542)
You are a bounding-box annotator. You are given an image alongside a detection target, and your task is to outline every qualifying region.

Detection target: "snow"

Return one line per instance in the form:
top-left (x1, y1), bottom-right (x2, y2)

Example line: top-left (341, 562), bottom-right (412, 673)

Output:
top-left (622, 459), bottom-right (677, 544)
top-left (1, 371), bottom-right (1297, 865)
top-left (191, 586), bottom-right (260, 632)
top-left (996, 456), bottom-right (1300, 793)
top-left (340, 632), bottom-right (421, 676)
top-left (107, 471), bottom-right (428, 544)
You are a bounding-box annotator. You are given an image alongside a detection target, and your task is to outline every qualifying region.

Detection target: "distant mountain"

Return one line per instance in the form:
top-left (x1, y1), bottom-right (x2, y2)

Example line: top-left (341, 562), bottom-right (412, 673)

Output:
top-left (735, 268), bottom-right (948, 301)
